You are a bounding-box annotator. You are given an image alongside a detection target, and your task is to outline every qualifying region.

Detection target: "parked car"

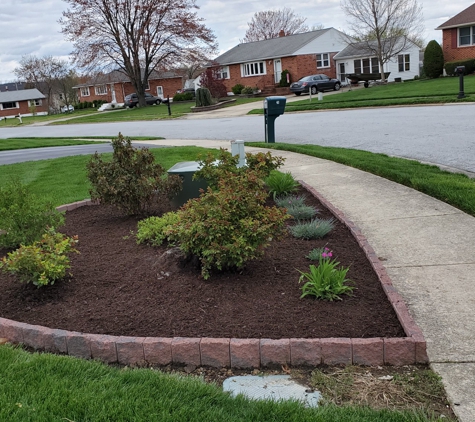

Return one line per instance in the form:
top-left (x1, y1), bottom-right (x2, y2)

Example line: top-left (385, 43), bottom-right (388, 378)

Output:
top-left (61, 105), bottom-right (74, 113)
top-left (124, 92), bottom-right (162, 108)
top-left (290, 74), bottom-right (341, 96)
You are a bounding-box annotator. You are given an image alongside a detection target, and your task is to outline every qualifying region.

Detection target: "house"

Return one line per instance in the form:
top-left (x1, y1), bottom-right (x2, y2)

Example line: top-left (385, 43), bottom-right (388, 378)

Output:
top-left (436, 3), bottom-right (475, 63)
top-left (212, 28), bottom-right (349, 95)
top-left (0, 88), bottom-right (47, 118)
top-left (333, 38), bottom-right (421, 83)
top-left (74, 70), bottom-right (184, 104)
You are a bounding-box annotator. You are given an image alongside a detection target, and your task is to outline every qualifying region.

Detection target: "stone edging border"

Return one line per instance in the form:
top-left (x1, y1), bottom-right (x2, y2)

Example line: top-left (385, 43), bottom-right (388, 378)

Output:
top-left (0, 189), bottom-right (428, 368)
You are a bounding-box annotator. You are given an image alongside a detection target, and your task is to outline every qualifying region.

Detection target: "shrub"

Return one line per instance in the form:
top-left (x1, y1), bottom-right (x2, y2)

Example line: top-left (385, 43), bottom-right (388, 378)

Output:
top-left (0, 229), bottom-right (79, 287)
top-left (279, 69), bottom-right (291, 87)
top-left (265, 171), bottom-right (300, 199)
top-left (298, 255), bottom-right (353, 301)
top-left (306, 247), bottom-right (326, 261)
top-left (0, 179), bottom-right (65, 248)
top-left (289, 218), bottom-right (334, 239)
top-left (195, 149), bottom-right (285, 189)
top-left (231, 84), bottom-right (245, 95)
top-left (285, 204), bottom-right (318, 220)
top-left (444, 58), bottom-right (475, 76)
top-left (275, 194), bottom-right (307, 208)
top-left (423, 40), bottom-right (444, 79)
top-left (136, 212), bottom-right (180, 246)
top-left (200, 63), bottom-right (228, 99)
top-left (165, 171), bottom-right (290, 279)
top-left (241, 86), bottom-right (255, 95)
top-left (86, 133), bottom-right (182, 215)
top-left (173, 92), bottom-right (194, 102)
top-left (195, 87), bottom-right (213, 107)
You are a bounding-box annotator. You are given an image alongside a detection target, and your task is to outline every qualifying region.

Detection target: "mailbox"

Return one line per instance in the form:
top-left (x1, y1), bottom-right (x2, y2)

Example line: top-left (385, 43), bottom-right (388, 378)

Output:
top-left (455, 66), bottom-right (465, 75)
top-left (264, 96), bottom-right (287, 143)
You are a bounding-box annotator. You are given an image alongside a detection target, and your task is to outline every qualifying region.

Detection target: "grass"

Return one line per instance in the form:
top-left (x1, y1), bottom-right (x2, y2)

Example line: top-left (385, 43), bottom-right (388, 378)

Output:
top-left (0, 138), bottom-right (108, 151)
top-left (248, 75), bottom-right (475, 114)
top-left (0, 109), bottom-right (97, 127)
top-left (0, 344), bottom-right (445, 422)
top-left (249, 142), bottom-right (475, 216)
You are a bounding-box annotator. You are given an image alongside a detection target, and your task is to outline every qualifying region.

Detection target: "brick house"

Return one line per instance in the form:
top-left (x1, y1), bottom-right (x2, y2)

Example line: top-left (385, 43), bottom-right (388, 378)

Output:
top-left (436, 3), bottom-right (475, 62)
top-left (0, 88), bottom-right (47, 118)
top-left (74, 70), bottom-right (184, 104)
top-left (212, 28), bottom-right (348, 94)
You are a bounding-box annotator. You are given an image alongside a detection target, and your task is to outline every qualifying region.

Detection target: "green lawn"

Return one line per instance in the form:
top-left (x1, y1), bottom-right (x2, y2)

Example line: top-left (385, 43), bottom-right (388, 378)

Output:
top-left (0, 109), bottom-right (97, 127)
top-left (0, 138), bottom-right (108, 151)
top-left (249, 75), bottom-right (475, 113)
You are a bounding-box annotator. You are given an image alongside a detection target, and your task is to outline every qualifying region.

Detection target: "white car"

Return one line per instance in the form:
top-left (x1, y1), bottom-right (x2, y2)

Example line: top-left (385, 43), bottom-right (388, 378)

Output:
top-left (61, 105), bottom-right (74, 113)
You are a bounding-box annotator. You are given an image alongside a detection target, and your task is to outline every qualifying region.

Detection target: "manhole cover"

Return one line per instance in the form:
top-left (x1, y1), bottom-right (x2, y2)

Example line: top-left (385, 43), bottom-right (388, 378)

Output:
top-left (222, 375), bottom-right (321, 407)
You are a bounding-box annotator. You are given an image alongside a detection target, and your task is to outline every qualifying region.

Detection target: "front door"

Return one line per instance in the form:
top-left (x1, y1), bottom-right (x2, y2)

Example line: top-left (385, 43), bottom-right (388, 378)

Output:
top-left (274, 59), bottom-right (282, 84)
top-left (156, 86), bottom-right (164, 99)
top-left (338, 63), bottom-right (346, 83)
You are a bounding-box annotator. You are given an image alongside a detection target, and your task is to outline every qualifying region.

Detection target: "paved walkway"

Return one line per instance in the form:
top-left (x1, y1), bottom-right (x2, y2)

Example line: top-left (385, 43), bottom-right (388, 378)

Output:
top-left (138, 138), bottom-right (475, 422)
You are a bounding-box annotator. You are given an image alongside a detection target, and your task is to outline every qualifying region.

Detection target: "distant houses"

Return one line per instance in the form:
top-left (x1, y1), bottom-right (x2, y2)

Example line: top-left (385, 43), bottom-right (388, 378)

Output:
top-left (0, 88), bottom-right (46, 119)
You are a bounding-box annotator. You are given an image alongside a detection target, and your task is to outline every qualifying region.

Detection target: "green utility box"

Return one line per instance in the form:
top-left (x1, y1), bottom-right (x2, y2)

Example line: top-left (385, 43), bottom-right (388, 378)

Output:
top-left (168, 161), bottom-right (208, 207)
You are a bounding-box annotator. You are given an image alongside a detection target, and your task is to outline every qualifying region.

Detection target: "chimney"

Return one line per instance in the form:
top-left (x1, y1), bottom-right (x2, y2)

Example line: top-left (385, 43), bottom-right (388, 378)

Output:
top-left (279, 30), bottom-right (285, 37)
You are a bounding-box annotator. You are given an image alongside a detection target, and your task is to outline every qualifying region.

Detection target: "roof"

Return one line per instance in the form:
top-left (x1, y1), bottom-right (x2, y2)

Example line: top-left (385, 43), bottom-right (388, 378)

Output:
top-left (0, 82), bottom-right (26, 92)
top-left (0, 88), bottom-right (45, 102)
top-left (214, 29), bottom-right (332, 65)
top-left (73, 69), bottom-right (182, 88)
top-left (333, 37), bottom-right (416, 60)
top-left (436, 3), bottom-right (475, 29)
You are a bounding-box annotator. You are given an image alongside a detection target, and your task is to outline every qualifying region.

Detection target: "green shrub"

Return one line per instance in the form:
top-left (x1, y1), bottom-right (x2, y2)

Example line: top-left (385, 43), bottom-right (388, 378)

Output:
top-left (136, 212), bottom-right (179, 246)
top-left (231, 84), bottom-right (245, 95)
top-left (0, 229), bottom-right (79, 287)
top-left (298, 255), bottom-right (353, 301)
top-left (285, 204), bottom-right (318, 220)
top-left (86, 133), bottom-right (182, 215)
top-left (265, 171), bottom-right (300, 199)
top-left (306, 247), bottom-right (326, 261)
top-left (165, 171), bottom-right (290, 279)
top-left (423, 40), bottom-right (444, 79)
top-left (173, 92), bottom-right (194, 102)
top-left (275, 194), bottom-right (307, 208)
top-left (195, 149), bottom-right (284, 189)
top-left (0, 179), bottom-right (65, 248)
top-left (195, 87), bottom-right (212, 107)
top-left (241, 86), bottom-right (255, 95)
top-left (279, 69), bottom-right (291, 87)
top-left (289, 218), bottom-right (334, 239)
top-left (444, 58), bottom-right (475, 76)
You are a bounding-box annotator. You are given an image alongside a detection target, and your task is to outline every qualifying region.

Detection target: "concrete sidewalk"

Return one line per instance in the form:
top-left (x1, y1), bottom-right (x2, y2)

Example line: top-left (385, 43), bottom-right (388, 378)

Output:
top-left (139, 138), bottom-right (475, 422)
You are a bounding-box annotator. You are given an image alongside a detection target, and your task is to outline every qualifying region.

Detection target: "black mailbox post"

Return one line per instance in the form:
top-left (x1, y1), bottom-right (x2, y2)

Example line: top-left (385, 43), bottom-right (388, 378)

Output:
top-left (456, 66), bottom-right (466, 99)
top-left (264, 96), bottom-right (286, 143)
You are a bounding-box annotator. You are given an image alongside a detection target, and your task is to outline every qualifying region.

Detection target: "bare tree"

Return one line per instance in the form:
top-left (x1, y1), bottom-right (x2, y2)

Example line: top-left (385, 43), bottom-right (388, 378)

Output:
top-left (60, 0), bottom-right (217, 107)
top-left (341, 0), bottom-right (424, 81)
top-left (241, 8), bottom-right (309, 43)
top-left (14, 56), bottom-right (71, 111)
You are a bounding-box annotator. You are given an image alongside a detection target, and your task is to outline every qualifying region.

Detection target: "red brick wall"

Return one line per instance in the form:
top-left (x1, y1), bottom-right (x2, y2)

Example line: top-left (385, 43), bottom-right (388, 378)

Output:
top-left (0, 100), bottom-right (47, 118)
top-left (222, 53), bottom-right (339, 92)
top-left (442, 28), bottom-right (475, 62)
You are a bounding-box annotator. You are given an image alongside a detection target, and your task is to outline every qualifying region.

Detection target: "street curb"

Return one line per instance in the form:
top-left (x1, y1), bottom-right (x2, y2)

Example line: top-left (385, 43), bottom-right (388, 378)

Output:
top-left (0, 191), bottom-right (427, 368)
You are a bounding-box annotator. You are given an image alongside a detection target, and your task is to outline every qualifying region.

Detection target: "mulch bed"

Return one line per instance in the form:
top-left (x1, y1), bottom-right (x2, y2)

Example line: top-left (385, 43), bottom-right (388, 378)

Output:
top-left (0, 186), bottom-right (405, 339)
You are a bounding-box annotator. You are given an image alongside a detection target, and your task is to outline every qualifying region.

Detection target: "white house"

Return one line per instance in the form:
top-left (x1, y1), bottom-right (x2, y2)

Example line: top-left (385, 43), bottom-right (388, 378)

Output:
top-left (333, 38), bottom-right (421, 84)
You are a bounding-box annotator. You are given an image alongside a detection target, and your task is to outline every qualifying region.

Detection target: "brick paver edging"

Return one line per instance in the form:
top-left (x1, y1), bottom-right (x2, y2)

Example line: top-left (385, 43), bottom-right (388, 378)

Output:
top-left (0, 192), bottom-right (428, 368)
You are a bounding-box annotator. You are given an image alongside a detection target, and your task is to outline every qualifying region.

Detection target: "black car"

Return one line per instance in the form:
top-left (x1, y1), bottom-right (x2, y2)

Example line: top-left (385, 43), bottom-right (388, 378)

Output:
top-left (290, 74), bottom-right (341, 96)
top-left (124, 92), bottom-right (162, 108)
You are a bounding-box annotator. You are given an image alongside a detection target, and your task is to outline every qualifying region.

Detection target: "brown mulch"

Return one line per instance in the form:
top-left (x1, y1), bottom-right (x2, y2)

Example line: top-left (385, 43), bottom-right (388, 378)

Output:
top-left (0, 187), bottom-right (405, 339)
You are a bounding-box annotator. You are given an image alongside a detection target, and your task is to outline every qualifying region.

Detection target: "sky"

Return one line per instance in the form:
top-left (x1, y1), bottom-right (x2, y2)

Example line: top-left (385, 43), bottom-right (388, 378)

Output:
top-left (0, 0), bottom-right (473, 83)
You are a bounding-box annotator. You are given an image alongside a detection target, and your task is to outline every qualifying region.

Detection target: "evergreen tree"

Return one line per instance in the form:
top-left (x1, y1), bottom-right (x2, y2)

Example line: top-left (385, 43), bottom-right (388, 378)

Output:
top-left (423, 40), bottom-right (444, 78)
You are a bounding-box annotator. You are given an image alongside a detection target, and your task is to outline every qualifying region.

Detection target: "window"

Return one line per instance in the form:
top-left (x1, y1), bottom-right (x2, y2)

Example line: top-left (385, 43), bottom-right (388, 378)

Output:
top-left (95, 85), bottom-right (107, 95)
top-left (242, 61), bottom-right (266, 76)
top-left (353, 58), bottom-right (379, 74)
top-left (29, 99), bottom-right (42, 106)
top-left (1, 102), bottom-right (18, 110)
top-left (217, 66), bottom-right (229, 79)
top-left (459, 26), bottom-right (475, 46)
top-left (398, 54), bottom-right (410, 72)
top-left (80, 86), bottom-right (90, 96)
top-left (316, 53), bottom-right (330, 68)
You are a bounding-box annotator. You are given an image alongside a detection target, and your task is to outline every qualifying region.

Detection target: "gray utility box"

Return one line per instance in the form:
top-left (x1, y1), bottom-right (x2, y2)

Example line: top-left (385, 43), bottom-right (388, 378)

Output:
top-left (168, 161), bottom-right (208, 207)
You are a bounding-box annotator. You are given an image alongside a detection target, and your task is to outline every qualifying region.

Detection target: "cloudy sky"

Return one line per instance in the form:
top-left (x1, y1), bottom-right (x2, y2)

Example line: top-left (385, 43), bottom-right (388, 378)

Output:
top-left (0, 0), bottom-right (472, 83)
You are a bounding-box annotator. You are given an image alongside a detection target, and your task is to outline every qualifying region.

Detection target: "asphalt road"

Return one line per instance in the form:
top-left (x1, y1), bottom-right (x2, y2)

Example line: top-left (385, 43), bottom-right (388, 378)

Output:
top-left (0, 104), bottom-right (474, 173)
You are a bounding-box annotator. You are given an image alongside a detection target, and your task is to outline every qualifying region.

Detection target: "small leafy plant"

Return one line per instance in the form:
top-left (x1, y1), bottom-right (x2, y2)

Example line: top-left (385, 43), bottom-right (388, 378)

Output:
top-left (298, 253), bottom-right (353, 301)
top-left (0, 229), bottom-right (79, 287)
top-left (285, 204), bottom-right (319, 221)
top-left (306, 247), bottom-right (326, 261)
top-left (0, 178), bottom-right (64, 248)
top-left (289, 218), bottom-right (334, 239)
top-left (265, 171), bottom-right (300, 199)
top-left (274, 194), bottom-right (307, 208)
top-left (136, 212), bottom-right (179, 246)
